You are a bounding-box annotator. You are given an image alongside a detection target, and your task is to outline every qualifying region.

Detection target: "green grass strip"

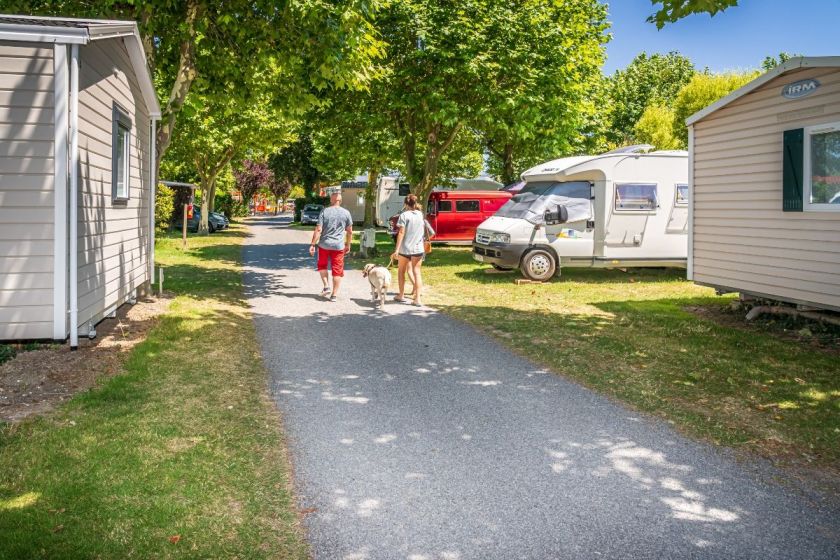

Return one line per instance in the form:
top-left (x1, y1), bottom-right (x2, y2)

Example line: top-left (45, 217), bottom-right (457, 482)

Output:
top-left (0, 225), bottom-right (308, 560)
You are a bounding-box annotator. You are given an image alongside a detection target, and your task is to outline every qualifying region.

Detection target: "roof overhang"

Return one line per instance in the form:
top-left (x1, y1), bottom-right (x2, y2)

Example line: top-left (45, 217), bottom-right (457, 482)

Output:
top-left (686, 56), bottom-right (840, 126)
top-left (0, 14), bottom-right (160, 119)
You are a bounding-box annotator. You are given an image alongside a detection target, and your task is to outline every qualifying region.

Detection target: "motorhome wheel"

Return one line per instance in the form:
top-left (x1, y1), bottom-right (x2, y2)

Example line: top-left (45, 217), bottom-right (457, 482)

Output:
top-left (521, 249), bottom-right (556, 281)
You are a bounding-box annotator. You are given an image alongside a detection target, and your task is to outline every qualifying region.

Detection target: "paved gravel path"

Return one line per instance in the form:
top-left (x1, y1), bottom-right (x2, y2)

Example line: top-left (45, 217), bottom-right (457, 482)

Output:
top-left (244, 215), bottom-right (839, 560)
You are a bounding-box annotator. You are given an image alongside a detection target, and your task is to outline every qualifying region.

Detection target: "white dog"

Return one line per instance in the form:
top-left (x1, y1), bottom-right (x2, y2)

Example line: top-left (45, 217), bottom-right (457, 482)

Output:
top-left (362, 263), bottom-right (391, 308)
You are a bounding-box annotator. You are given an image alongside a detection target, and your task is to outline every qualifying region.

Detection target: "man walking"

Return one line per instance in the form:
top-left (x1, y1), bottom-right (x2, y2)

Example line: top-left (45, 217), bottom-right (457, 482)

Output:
top-left (309, 192), bottom-right (353, 301)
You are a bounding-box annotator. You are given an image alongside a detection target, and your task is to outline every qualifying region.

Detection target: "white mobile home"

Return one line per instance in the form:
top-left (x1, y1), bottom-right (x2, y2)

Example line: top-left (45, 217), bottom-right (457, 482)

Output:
top-left (0, 16), bottom-right (160, 345)
top-left (473, 146), bottom-right (688, 280)
top-left (686, 57), bottom-right (840, 312)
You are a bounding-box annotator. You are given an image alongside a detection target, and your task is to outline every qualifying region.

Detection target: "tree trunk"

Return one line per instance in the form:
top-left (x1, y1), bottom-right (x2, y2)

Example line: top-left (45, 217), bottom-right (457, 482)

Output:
top-left (198, 180), bottom-right (213, 235)
top-left (364, 168), bottom-right (379, 228)
top-left (207, 181), bottom-right (217, 214)
top-left (502, 144), bottom-right (516, 185)
top-left (154, 0), bottom-right (201, 175)
top-left (195, 146), bottom-right (234, 234)
top-left (413, 122), bottom-right (464, 209)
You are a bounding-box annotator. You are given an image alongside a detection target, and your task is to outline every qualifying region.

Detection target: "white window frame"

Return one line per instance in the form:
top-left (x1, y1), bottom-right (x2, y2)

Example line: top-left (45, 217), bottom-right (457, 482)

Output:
top-left (112, 103), bottom-right (132, 203)
top-left (614, 182), bottom-right (659, 212)
top-left (803, 120), bottom-right (840, 212)
top-left (675, 183), bottom-right (689, 206)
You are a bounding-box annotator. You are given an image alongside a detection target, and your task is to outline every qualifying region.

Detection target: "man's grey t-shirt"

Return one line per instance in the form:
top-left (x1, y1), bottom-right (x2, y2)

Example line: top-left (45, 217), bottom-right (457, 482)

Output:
top-left (397, 209), bottom-right (425, 255)
top-left (317, 206), bottom-right (353, 250)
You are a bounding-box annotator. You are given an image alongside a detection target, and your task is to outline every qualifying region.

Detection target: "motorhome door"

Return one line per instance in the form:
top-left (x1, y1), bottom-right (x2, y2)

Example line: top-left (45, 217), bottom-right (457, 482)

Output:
top-left (666, 183), bottom-right (689, 232)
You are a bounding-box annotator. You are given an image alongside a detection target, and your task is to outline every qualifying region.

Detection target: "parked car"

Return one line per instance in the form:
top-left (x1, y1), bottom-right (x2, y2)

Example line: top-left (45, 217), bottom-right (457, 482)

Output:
top-left (174, 209), bottom-right (227, 233)
top-left (210, 211), bottom-right (230, 228)
top-left (388, 190), bottom-right (512, 243)
top-left (300, 204), bottom-right (324, 225)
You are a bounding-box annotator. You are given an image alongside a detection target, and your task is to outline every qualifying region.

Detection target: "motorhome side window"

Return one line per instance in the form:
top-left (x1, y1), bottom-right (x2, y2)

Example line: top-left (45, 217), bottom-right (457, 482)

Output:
top-left (438, 200), bottom-right (453, 212)
top-left (112, 104), bottom-right (132, 202)
top-left (615, 183), bottom-right (657, 211)
top-left (398, 183), bottom-right (411, 197)
top-left (455, 200), bottom-right (479, 212)
top-left (675, 184), bottom-right (688, 206)
top-left (805, 122), bottom-right (840, 209)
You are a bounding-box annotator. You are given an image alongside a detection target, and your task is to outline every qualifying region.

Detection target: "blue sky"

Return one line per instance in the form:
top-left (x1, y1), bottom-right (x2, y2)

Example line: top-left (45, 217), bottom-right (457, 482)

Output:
top-left (603, 0), bottom-right (839, 74)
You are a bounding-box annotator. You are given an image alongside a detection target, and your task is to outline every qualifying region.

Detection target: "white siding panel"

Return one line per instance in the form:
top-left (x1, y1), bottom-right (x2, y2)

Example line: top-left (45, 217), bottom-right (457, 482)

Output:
top-left (0, 41), bottom-right (54, 341)
top-left (0, 272), bottom-right (53, 290)
top-left (75, 38), bottom-right (152, 331)
top-left (691, 66), bottom-right (840, 311)
top-left (0, 288), bottom-right (52, 307)
top-left (0, 322), bottom-right (52, 339)
top-left (0, 240), bottom-right (52, 257)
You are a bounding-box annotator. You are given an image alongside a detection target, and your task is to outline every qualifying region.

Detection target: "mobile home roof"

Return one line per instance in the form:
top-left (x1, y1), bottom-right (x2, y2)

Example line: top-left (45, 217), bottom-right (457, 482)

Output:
top-left (0, 14), bottom-right (160, 118)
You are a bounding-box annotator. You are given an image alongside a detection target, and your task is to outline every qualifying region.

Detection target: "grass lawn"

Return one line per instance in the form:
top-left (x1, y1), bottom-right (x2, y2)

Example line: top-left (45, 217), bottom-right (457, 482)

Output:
top-left (0, 224), bottom-right (308, 559)
top-left (349, 230), bottom-right (839, 470)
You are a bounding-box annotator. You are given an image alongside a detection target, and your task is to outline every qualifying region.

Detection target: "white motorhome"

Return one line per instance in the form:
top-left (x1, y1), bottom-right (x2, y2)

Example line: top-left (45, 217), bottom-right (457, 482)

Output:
top-left (472, 146), bottom-right (689, 280)
top-left (375, 175), bottom-right (505, 225)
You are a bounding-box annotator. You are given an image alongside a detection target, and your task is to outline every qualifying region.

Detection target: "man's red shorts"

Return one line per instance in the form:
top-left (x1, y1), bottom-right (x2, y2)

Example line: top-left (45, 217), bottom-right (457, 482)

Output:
top-left (316, 247), bottom-right (345, 277)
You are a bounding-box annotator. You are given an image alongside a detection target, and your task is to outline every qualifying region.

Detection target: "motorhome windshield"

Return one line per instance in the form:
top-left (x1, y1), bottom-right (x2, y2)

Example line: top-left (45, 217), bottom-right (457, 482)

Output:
top-left (495, 181), bottom-right (591, 224)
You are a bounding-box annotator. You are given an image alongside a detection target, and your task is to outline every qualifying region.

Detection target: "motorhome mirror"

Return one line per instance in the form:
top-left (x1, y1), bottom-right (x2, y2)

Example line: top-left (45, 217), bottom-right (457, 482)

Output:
top-left (544, 205), bottom-right (569, 225)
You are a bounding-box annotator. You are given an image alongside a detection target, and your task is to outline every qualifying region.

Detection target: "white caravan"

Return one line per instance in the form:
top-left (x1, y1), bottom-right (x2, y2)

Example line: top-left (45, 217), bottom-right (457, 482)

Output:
top-left (375, 176), bottom-right (412, 226)
top-left (375, 175), bottom-right (505, 225)
top-left (472, 146), bottom-right (689, 280)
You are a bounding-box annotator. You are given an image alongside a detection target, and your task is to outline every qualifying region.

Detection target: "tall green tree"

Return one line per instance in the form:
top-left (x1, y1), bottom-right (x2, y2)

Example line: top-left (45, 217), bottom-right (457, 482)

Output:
top-left (648, 0), bottom-right (739, 28)
top-left (13, 0), bottom-right (384, 171)
top-left (373, 0), bottom-right (609, 204)
top-left (607, 52), bottom-right (695, 144)
top-left (671, 71), bottom-right (758, 144)
top-left (269, 134), bottom-right (322, 197)
top-left (311, 90), bottom-right (401, 227)
top-left (164, 64), bottom-right (296, 233)
top-left (477, 1), bottom-right (609, 184)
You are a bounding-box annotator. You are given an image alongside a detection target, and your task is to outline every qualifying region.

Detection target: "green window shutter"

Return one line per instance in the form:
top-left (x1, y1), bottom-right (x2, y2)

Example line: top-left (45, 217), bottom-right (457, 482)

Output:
top-left (783, 128), bottom-right (804, 212)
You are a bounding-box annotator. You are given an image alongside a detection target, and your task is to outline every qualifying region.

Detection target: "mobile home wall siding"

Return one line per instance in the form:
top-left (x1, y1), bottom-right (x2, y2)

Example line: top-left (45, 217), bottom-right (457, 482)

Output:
top-left (692, 66), bottom-right (840, 310)
top-left (76, 39), bottom-right (150, 330)
top-left (0, 41), bottom-right (55, 340)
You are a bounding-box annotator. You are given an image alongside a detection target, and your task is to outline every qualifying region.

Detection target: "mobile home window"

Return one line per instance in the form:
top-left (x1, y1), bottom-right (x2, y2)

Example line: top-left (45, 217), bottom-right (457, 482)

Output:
top-left (804, 121), bottom-right (840, 211)
top-left (675, 184), bottom-right (688, 206)
top-left (615, 183), bottom-right (658, 211)
top-left (455, 200), bottom-right (480, 212)
top-left (438, 200), bottom-right (453, 212)
top-left (398, 183), bottom-right (411, 197)
top-left (112, 104), bottom-right (132, 202)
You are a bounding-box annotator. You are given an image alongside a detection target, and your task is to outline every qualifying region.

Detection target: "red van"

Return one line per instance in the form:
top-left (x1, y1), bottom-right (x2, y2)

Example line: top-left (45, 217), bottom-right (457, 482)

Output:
top-left (389, 190), bottom-right (512, 243)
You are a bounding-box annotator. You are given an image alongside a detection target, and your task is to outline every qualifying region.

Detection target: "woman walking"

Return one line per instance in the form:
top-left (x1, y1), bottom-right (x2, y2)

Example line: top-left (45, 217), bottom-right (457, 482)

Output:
top-left (391, 194), bottom-right (433, 306)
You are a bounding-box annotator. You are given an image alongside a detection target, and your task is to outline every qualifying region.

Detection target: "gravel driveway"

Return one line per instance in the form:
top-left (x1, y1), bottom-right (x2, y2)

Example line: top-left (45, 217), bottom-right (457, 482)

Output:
top-left (244, 215), bottom-right (839, 560)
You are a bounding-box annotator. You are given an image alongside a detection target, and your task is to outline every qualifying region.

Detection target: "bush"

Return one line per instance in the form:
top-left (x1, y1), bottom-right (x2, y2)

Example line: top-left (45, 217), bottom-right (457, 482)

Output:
top-left (155, 183), bottom-right (175, 233)
top-left (215, 193), bottom-right (248, 220)
top-left (293, 196), bottom-right (328, 222)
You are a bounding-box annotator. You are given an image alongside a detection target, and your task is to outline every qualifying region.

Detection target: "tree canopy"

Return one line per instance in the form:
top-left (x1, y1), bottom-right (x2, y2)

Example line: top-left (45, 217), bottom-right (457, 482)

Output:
top-left (607, 52), bottom-right (695, 144)
top-left (648, 0), bottom-right (739, 28)
top-left (363, 0), bottom-right (609, 204)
